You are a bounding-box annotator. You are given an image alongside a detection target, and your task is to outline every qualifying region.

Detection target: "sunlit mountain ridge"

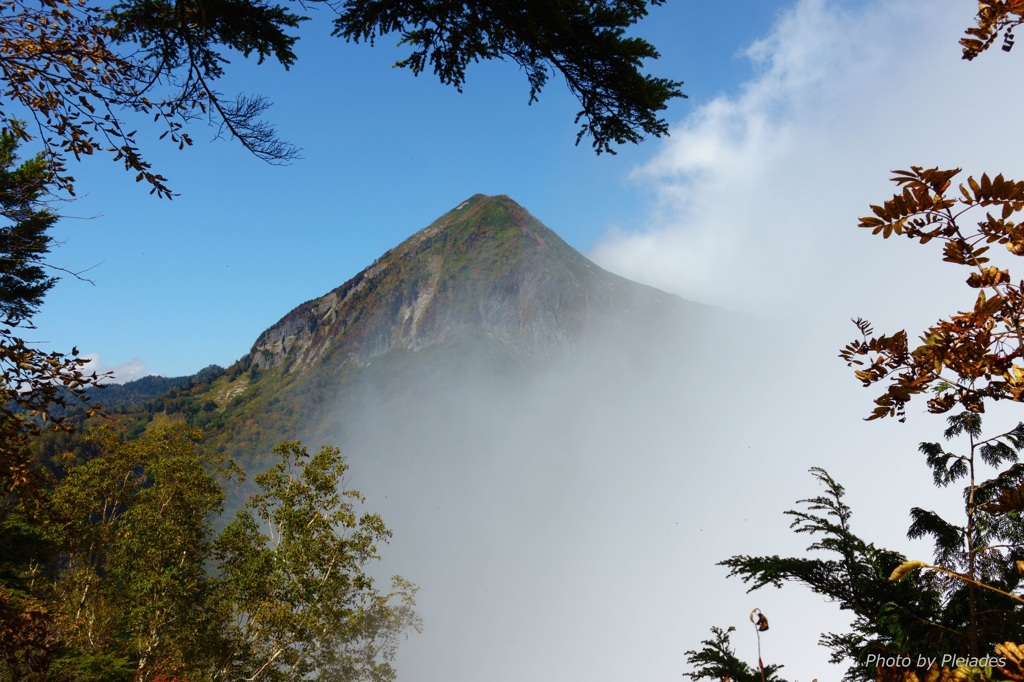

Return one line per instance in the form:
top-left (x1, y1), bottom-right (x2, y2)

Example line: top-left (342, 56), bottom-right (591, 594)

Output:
top-left (110, 193), bottom-right (718, 465)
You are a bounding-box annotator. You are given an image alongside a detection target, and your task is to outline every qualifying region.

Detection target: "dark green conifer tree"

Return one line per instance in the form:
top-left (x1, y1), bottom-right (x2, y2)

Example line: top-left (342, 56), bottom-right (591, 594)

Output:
top-left (0, 131), bottom-right (58, 326)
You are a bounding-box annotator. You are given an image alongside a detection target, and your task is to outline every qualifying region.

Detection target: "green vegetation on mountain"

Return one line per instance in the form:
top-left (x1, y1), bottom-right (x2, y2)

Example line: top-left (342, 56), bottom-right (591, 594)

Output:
top-left (106, 194), bottom-right (698, 468)
top-left (4, 425), bottom-right (419, 680)
top-left (250, 193), bottom-right (682, 373)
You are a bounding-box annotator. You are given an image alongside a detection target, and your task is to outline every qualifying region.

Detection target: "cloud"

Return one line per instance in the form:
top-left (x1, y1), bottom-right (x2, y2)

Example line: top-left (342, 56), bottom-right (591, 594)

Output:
top-left (582, 0), bottom-right (1024, 676)
top-left (82, 353), bottom-right (153, 384)
top-left (591, 0), bottom-right (1020, 329)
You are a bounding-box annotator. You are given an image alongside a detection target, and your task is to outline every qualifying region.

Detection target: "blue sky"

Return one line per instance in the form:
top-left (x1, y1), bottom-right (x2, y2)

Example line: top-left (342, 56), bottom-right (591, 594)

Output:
top-left (28, 0), bottom-right (784, 379)
top-left (19, 0), bottom-right (1024, 678)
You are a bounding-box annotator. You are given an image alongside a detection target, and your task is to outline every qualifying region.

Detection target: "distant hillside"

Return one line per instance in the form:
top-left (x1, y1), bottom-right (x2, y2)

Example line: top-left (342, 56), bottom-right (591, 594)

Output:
top-left (90, 366), bottom-right (223, 411)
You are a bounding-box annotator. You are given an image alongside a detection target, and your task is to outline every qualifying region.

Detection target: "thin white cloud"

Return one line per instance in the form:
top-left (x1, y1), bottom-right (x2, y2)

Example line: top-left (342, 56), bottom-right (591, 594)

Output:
top-left (82, 353), bottom-right (153, 384)
top-left (592, 0), bottom-right (1018, 329)
top-left (584, 0), bottom-right (1024, 676)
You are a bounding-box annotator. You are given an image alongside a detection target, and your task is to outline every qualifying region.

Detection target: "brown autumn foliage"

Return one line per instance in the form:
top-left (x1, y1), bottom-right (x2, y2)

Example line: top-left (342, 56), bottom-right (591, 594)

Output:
top-left (840, 167), bottom-right (1024, 422)
top-left (843, 0), bottom-right (1024, 425)
top-left (962, 0), bottom-right (1024, 60)
top-left (0, 0), bottom-right (202, 198)
top-left (848, 7), bottom-right (1024, 681)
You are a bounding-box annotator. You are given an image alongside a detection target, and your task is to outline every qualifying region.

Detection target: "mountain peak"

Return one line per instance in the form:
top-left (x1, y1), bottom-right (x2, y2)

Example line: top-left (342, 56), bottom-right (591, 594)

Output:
top-left (248, 195), bottom-right (681, 374)
top-left (396, 193), bottom-right (535, 254)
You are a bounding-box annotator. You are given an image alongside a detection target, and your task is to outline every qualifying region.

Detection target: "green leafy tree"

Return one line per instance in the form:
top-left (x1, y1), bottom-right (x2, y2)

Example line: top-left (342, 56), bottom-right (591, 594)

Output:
top-left (0, 507), bottom-right (54, 680)
top-left (905, 415), bottom-right (1024, 657)
top-left (45, 424), bottom-right (227, 681)
top-left (0, 135), bottom-right (99, 643)
top-left (214, 441), bottom-right (421, 681)
top-left (1, 428), bottom-right (419, 681)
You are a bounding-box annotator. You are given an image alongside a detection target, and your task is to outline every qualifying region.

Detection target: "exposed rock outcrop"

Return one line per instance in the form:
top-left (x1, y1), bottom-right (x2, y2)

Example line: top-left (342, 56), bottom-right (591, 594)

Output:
top-left (248, 194), bottom-right (685, 374)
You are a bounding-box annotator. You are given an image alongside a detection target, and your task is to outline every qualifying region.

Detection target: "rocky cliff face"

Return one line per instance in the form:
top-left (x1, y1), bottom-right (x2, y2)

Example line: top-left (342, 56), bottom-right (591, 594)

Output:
top-left (248, 194), bottom-right (684, 374)
top-left (126, 192), bottom-right (718, 473)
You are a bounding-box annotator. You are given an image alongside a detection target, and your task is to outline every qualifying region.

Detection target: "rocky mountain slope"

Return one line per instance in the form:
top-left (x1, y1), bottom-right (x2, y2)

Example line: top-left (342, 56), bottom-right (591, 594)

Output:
top-left (249, 193), bottom-right (685, 374)
top-left (122, 193), bottom-right (714, 466)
